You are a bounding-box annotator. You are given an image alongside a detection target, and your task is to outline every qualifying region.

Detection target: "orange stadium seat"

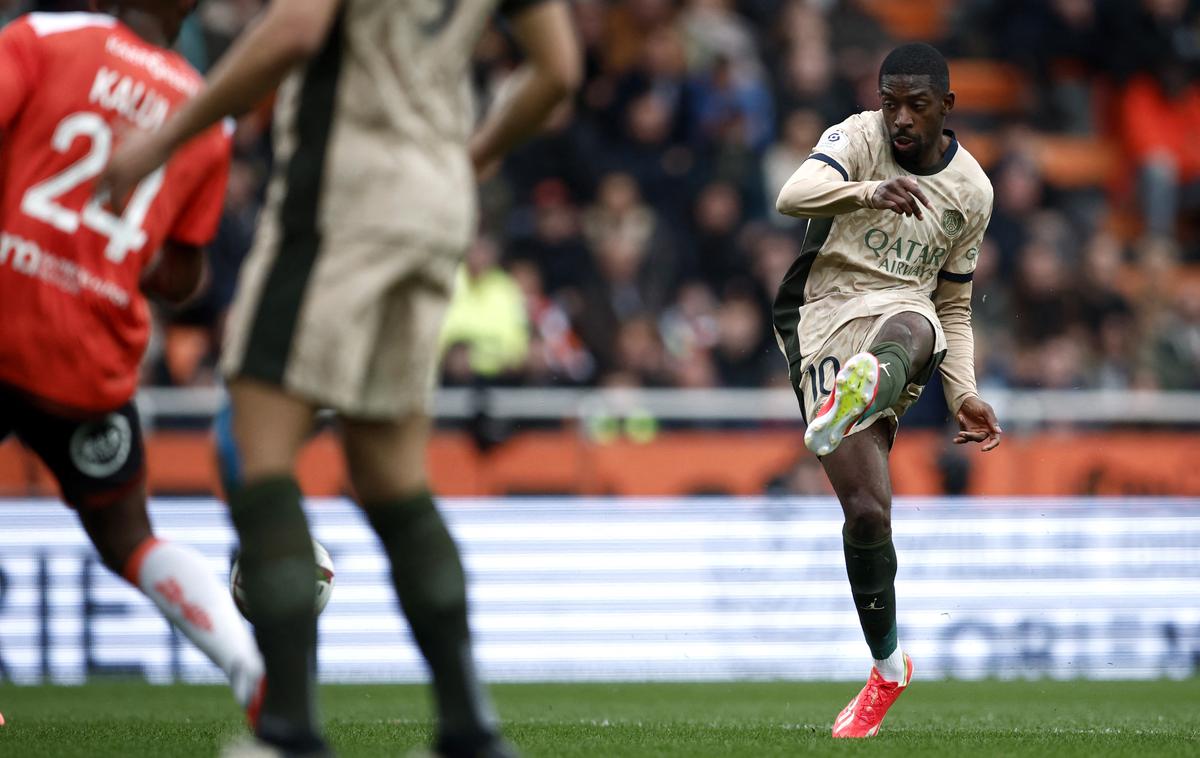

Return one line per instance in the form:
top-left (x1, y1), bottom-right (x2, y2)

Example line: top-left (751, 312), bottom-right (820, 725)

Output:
top-left (1034, 135), bottom-right (1121, 189)
top-left (858, 0), bottom-right (951, 41)
top-left (956, 132), bottom-right (1120, 190)
top-left (947, 59), bottom-right (1029, 115)
top-left (957, 130), bottom-right (1000, 167)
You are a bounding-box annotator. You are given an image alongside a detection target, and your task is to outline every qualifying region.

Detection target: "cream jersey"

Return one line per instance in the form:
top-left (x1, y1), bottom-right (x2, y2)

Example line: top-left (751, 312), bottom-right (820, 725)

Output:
top-left (773, 109), bottom-right (994, 412)
top-left (270, 0), bottom-right (547, 252)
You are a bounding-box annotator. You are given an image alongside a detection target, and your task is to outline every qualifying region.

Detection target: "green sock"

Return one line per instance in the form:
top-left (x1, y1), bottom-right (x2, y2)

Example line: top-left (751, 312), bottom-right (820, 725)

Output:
top-left (864, 341), bottom-right (912, 417)
top-left (843, 528), bottom-right (899, 660)
top-left (228, 475), bottom-right (322, 746)
top-left (365, 492), bottom-right (497, 745)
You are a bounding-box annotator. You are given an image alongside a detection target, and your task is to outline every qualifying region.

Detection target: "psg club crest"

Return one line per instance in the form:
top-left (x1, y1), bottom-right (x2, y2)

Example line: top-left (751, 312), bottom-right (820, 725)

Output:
top-left (941, 209), bottom-right (965, 238)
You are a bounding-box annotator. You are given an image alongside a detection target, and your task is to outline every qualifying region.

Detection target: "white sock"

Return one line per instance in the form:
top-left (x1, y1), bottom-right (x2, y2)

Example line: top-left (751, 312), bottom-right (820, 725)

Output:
top-left (873, 645), bottom-right (907, 684)
top-left (124, 537), bottom-right (264, 707)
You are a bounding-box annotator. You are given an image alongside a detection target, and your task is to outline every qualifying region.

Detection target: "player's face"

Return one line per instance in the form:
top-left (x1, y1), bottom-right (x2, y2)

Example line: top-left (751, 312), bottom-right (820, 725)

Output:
top-left (879, 75), bottom-right (952, 169)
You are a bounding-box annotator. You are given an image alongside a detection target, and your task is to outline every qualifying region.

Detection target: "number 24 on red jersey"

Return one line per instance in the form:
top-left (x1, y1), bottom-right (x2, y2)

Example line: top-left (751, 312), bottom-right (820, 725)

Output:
top-left (0, 12), bottom-right (231, 412)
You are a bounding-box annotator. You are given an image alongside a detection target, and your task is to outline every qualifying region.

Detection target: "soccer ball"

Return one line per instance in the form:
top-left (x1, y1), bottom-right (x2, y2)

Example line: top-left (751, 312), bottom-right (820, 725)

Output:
top-left (229, 539), bottom-right (335, 618)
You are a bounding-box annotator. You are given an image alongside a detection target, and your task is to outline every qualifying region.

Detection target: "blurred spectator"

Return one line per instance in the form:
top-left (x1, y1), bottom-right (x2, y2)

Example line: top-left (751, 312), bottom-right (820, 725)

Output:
top-left (575, 233), bottom-right (676, 373)
top-left (986, 0), bottom-right (1102, 132)
top-left (1010, 236), bottom-right (1079, 349)
top-left (1078, 232), bottom-right (1132, 327)
top-left (602, 0), bottom-right (677, 74)
top-left (690, 180), bottom-right (748, 288)
top-left (582, 172), bottom-right (675, 264)
top-left (60, 0), bottom-right (1192, 401)
top-left (987, 153), bottom-right (1044, 276)
top-left (748, 229), bottom-right (801, 304)
top-left (613, 316), bottom-right (672, 386)
top-left (660, 281), bottom-right (720, 359)
top-left (608, 24), bottom-right (696, 145)
top-left (692, 53), bottom-right (775, 152)
top-left (510, 179), bottom-right (592, 294)
top-left (761, 109), bottom-right (824, 225)
top-left (440, 237), bottom-right (530, 381)
top-left (606, 91), bottom-right (696, 230)
top-left (1094, 312), bottom-right (1140, 389)
top-left (827, 0), bottom-right (891, 81)
top-left (1029, 334), bottom-right (1089, 390)
top-left (680, 0), bottom-right (764, 78)
top-left (1101, 0), bottom-right (1199, 83)
top-left (510, 260), bottom-right (595, 384)
top-left (772, 1), bottom-right (858, 123)
top-left (502, 104), bottom-right (602, 209)
top-left (713, 288), bottom-right (770, 387)
top-left (777, 37), bottom-right (856, 125)
top-left (970, 238), bottom-right (1009, 328)
top-left (1109, 0), bottom-right (1200, 238)
top-left (670, 347), bottom-right (721, 388)
top-left (1153, 283), bottom-right (1200, 389)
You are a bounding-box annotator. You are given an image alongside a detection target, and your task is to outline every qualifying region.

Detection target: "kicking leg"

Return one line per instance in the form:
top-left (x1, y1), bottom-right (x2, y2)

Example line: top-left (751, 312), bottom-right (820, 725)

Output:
top-left (861, 312), bottom-right (935, 418)
top-left (224, 378), bottom-right (325, 753)
top-left (804, 312), bottom-right (935, 456)
top-left (821, 421), bottom-right (912, 737)
top-left (342, 412), bottom-right (505, 758)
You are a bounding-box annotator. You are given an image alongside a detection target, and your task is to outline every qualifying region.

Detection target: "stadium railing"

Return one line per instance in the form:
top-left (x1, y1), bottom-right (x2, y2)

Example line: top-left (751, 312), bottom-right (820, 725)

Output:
top-left (135, 386), bottom-right (1200, 427)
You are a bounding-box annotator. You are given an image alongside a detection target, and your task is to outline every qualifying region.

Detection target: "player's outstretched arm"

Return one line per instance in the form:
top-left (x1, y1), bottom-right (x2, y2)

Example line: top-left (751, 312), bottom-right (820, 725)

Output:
top-left (775, 160), bottom-right (932, 220)
top-left (935, 256), bottom-right (1000, 451)
top-left (468, 1), bottom-right (582, 179)
top-left (99, 0), bottom-right (343, 208)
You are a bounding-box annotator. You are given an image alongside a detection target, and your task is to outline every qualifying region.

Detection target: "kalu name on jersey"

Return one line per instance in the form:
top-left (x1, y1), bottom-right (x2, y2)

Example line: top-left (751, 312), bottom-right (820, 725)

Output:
top-left (0, 12), bottom-right (231, 412)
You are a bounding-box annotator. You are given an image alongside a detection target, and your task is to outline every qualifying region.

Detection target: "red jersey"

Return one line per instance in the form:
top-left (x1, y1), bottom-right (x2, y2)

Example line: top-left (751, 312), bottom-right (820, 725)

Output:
top-left (0, 12), bottom-right (231, 412)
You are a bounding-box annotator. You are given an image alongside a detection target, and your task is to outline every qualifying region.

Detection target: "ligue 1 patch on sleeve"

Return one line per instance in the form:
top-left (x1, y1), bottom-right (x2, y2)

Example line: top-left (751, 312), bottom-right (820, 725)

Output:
top-left (814, 127), bottom-right (851, 154)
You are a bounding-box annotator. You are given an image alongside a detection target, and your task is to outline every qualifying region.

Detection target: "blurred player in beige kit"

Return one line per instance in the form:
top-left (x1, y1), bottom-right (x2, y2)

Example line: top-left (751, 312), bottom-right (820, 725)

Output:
top-left (101, 0), bottom-right (581, 755)
top-left (773, 43), bottom-right (1002, 738)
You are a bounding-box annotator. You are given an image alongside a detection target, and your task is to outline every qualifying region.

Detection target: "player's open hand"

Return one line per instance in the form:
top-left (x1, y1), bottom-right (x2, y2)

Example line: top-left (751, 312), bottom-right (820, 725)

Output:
top-left (954, 396), bottom-right (1002, 451)
top-left (871, 177), bottom-right (933, 220)
top-left (96, 130), bottom-right (172, 213)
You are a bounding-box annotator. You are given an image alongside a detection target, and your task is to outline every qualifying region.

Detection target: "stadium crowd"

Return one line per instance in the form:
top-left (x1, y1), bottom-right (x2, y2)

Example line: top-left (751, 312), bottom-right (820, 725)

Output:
top-left (6, 0), bottom-right (1199, 412)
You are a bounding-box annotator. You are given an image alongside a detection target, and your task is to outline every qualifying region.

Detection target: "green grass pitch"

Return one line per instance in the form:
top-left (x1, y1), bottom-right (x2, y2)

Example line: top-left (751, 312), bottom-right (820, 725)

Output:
top-left (1, 679), bottom-right (1197, 757)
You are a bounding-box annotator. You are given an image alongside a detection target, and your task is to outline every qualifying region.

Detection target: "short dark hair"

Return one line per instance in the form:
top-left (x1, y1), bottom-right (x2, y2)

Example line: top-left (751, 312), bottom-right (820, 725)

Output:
top-left (878, 43), bottom-right (949, 93)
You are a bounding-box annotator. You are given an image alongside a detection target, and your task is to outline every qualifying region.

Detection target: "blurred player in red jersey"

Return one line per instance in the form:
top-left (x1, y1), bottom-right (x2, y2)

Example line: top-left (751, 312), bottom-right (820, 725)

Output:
top-left (0, 4), bottom-right (263, 713)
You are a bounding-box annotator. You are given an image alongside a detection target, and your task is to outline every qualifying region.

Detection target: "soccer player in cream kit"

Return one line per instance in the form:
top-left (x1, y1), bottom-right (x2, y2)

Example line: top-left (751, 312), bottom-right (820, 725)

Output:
top-left (774, 43), bottom-right (1002, 737)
